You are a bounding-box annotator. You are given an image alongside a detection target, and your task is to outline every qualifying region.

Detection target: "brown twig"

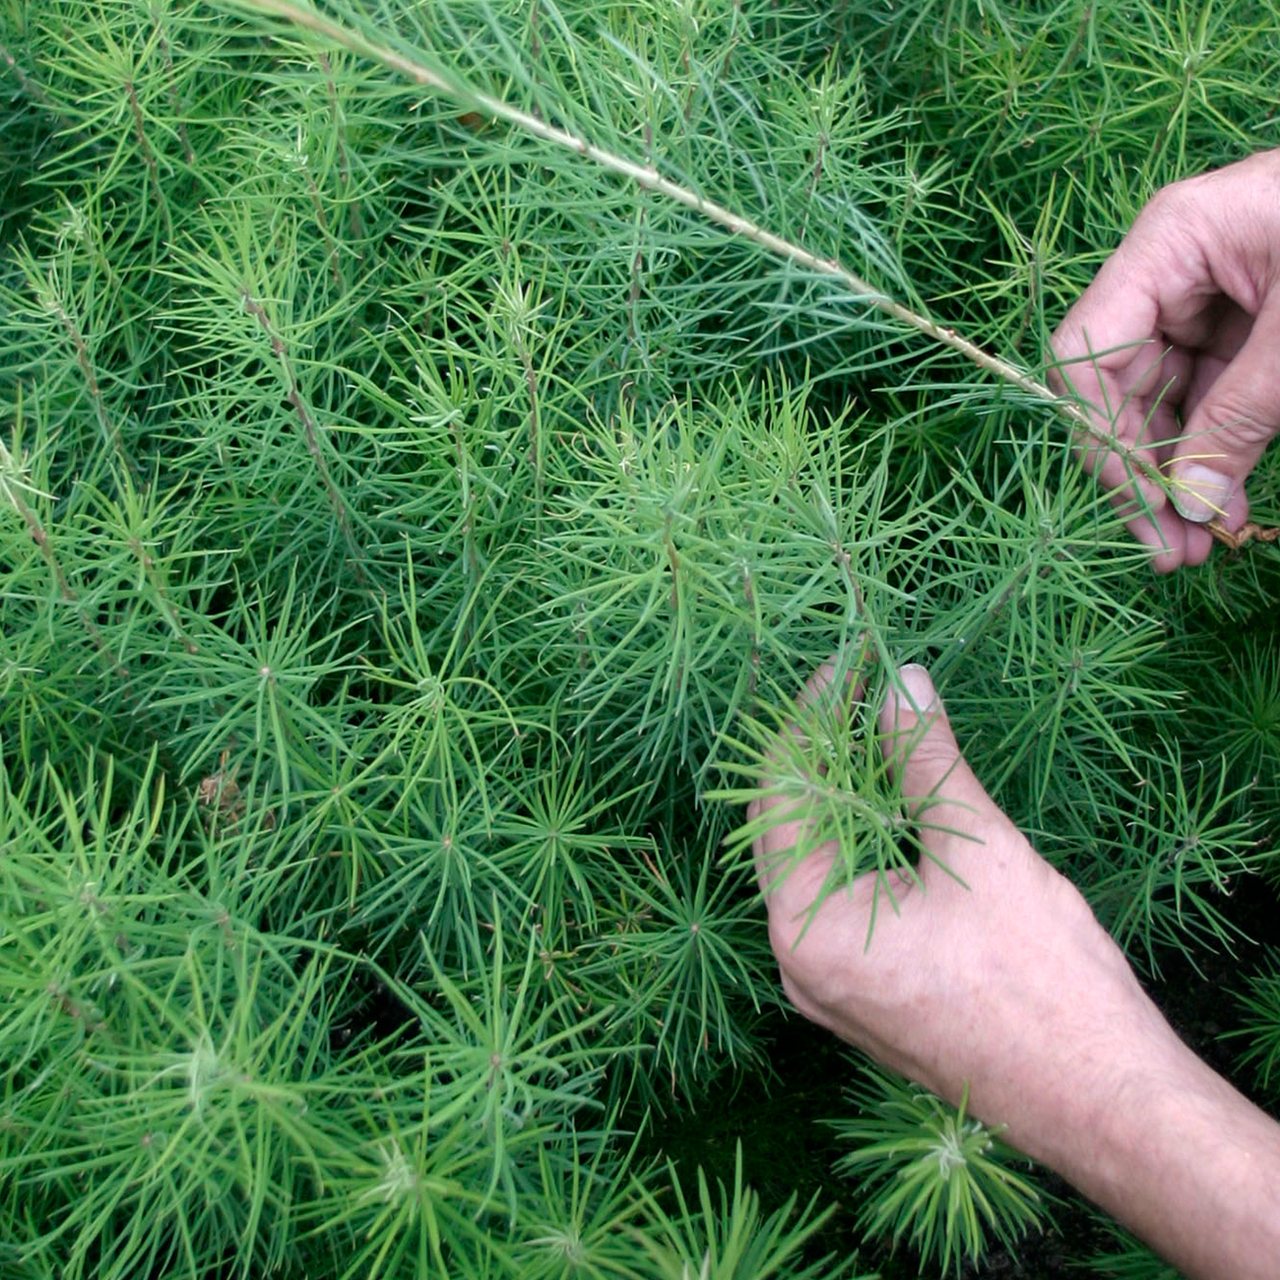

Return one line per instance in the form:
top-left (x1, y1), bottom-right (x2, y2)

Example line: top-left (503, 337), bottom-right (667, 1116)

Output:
top-left (1208, 520), bottom-right (1280, 552)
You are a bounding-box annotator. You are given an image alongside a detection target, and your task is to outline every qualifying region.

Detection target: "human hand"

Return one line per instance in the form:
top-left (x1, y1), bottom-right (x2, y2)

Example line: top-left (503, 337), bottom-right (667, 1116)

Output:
top-left (752, 661), bottom-right (1280, 1280)
top-left (750, 661), bottom-right (1171, 1164)
top-left (1050, 149), bottom-right (1280, 571)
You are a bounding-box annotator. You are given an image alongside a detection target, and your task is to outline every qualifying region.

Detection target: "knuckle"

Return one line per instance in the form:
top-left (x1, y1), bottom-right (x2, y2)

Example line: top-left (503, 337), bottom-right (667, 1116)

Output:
top-left (903, 740), bottom-right (960, 785)
top-left (1142, 172), bottom-right (1205, 225)
top-left (1196, 394), bottom-right (1274, 443)
top-left (1049, 316), bottom-right (1084, 364)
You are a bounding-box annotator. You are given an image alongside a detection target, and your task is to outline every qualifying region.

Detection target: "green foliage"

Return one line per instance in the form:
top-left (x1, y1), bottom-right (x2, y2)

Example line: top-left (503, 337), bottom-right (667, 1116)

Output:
top-left (829, 1065), bottom-right (1047, 1275)
top-left (2, 0), bottom-right (1279, 1276)
top-left (630, 1145), bottom-right (869, 1280)
top-left (1079, 1218), bottom-right (1182, 1280)
top-left (1226, 949), bottom-right (1280, 1101)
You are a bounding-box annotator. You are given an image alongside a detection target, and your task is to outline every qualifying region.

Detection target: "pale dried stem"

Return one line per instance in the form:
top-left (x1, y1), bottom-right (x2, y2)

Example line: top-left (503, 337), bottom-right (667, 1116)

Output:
top-left (239, 0), bottom-right (1254, 551)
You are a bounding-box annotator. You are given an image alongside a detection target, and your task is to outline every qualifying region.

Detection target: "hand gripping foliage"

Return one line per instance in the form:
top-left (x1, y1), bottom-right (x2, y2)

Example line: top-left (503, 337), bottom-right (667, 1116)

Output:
top-left (1, 2), bottom-right (1278, 1278)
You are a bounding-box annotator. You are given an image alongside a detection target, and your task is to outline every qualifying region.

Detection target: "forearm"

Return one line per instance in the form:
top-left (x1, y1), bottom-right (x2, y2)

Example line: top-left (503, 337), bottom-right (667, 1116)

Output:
top-left (1044, 1028), bottom-right (1280, 1280)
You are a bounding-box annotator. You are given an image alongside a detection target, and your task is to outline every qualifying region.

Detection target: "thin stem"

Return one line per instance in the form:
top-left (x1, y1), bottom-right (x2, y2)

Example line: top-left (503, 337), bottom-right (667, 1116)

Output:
top-left (232, 0), bottom-right (1245, 551)
top-left (45, 292), bottom-right (128, 472)
top-left (0, 452), bottom-right (127, 677)
top-left (151, 13), bottom-right (194, 165)
top-left (241, 290), bottom-right (367, 579)
top-left (130, 534), bottom-right (200, 654)
top-left (316, 52), bottom-right (350, 186)
top-left (0, 39), bottom-right (104, 156)
top-left (516, 338), bottom-right (542, 536)
top-left (0, 38), bottom-right (51, 109)
top-left (228, 3), bottom-right (1055, 379)
top-left (627, 245), bottom-right (643, 342)
top-left (299, 156), bottom-right (343, 283)
top-left (1062, 4), bottom-right (1094, 72)
top-left (664, 527), bottom-right (679, 612)
top-left (222, 12), bottom-right (1115, 439)
top-left (316, 51), bottom-right (365, 245)
top-left (450, 383), bottom-right (483, 626)
top-left (125, 78), bottom-right (174, 243)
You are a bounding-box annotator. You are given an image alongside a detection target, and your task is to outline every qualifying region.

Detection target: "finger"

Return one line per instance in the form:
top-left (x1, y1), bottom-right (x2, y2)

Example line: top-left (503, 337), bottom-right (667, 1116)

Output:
top-left (1125, 504), bottom-right (1187, 574)
top-left (1050, 325), bottom-right (1180, 526)
top-left (1048, 214), bottom-right (1170, 426)
top-left (876, 664), bottom-right (1013, 875)
top-left (1167, 293), bottom-right (1280, 523)
top-left (1117, 474), bottom-right (1246, 572)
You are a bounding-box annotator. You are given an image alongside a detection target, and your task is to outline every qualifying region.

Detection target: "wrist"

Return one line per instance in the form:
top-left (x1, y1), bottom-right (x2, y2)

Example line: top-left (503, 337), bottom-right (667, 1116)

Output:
top-left (1053, 1015), bottom-right (1204, 1196)
top-left (998, 980), bottom-right (1181, 1178)
top-left (1043, 1019), bottom-right (1280, 1280)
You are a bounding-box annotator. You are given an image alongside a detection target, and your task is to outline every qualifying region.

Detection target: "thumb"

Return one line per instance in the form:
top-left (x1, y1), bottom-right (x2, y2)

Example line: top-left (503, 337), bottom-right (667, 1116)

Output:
top-left (877, 664), bottom-right (1010, 873)
top-left (1168, 296), bottom-right (1280, 523)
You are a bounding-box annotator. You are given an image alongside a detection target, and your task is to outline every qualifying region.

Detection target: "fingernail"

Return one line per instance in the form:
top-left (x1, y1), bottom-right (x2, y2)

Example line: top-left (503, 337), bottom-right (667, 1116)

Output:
top-left (1170, 463), bottom-right (1233, 523)
top-left (894, 663), bottom-right (937, 716)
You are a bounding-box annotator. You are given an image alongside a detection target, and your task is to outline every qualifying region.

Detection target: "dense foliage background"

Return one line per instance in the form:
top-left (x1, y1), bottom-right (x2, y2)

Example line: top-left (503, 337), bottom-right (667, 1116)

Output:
top-left (2, 0), bottom-right (1279, 1276)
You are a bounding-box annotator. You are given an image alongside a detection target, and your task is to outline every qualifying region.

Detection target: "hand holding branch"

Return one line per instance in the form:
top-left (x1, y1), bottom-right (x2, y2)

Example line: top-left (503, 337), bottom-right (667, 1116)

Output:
top-left (754, 662), bottom-right (1280, 1280)
top-left (1051, 149), bottom-right (1280, 570)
